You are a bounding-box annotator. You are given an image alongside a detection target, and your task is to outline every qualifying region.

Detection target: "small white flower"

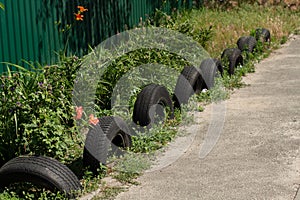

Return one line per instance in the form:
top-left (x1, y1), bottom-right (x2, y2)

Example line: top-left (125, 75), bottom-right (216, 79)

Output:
top-left (202, 89), bottom-right (208, 93)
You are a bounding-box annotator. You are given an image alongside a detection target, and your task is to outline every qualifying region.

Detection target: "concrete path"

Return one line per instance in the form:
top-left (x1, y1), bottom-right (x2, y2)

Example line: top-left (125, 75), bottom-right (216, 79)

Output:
top-left (114, 35), bottom-right (300, 200)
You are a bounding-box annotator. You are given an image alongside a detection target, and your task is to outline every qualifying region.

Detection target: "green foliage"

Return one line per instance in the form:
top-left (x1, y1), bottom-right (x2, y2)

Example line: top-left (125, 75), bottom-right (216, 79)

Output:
top-left (92, 9), bottom-right (212, 116)
top-left (280, 36), bottom-right (288, 44)
top-left (130, 123), bottom-right (178, 154)
top-left (148, 9), bottom-right (214, 48)
top-left (93, 186), bottom-right (124, 200)
top-left (0, 55), bottom-right (82, 165)
top-left (95, 48), bottom-right (189, 111)
top-left (0, 184), bottom-right (68, 200)
top-left (0, 3), bottom-right (4, 10)
top-left (81, 168), bottom-right (106, 193)
top-left (1, 3), bottom-right (299, 199)
top-left (293, 28), bottom-right (300, 35)
top-left (112, 152), bottom-right (151, 184)
top-left (0, 191), bottom-right (18, 200)
top-left (196, 78), bottom-right (229, 103)
top-left (220, 52), bottom-right (256, 91)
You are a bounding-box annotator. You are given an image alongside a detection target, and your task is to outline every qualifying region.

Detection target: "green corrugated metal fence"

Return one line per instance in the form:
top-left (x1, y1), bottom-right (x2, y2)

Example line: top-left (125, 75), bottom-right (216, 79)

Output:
top-left (0, 0), bottom-right (193, 72)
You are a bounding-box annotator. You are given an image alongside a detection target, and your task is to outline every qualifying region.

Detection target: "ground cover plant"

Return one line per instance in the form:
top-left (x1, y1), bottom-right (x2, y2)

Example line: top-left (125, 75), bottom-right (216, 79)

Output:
top-left (0, 2), bottom-right (300, 199)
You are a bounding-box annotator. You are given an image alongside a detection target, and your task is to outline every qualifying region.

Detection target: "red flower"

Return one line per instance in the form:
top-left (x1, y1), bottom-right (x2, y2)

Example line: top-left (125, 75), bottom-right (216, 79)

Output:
top-left (75, 6), bottom-right (88, 21)
top-left (78, 6), bottom-right (88, 12)
top-left (89, 114), bottom-right (99, 125)
top-left (75, 106), bottom-right (83, 120)
top-left (74, 13), bottom-right (84, 21)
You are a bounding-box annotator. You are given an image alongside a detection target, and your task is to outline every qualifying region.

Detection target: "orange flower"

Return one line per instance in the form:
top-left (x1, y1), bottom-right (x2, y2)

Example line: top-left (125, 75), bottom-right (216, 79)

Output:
top-left (78, 6), bottom-right (88, 12)
top-left (89, 114), bottom-right (99, 125)
top-left (74, 13), bottom-right (84, 21)
top-left (75, 106), bottom-right (83, 120)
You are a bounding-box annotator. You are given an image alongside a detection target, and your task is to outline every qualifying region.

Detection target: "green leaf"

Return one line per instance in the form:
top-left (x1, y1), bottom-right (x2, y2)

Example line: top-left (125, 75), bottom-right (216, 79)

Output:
top-left (2, 62), bottom-right (29, 72)
top-left (0, 3), bottom-right (4, 10)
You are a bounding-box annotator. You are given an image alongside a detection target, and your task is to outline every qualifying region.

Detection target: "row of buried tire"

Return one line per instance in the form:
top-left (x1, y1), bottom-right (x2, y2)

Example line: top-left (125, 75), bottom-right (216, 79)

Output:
top-left (0, 28), bottom-right (271, 198)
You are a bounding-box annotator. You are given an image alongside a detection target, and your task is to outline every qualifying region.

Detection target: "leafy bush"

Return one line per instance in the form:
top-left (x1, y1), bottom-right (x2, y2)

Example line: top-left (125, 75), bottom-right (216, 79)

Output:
top-left (90, 9), bottom-right (213, 113)
top-left (0, 9), bottom-right (213, 167)
top-left (0, 56), bottom-right (82, 165)
top-left (95, 49), bottom-right (189, 111)
top-left (148, 9), bottom-right (214, 48)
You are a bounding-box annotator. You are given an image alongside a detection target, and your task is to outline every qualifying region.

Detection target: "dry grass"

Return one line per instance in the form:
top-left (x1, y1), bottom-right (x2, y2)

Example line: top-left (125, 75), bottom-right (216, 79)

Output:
top-left (178, 3), bottom-right (300, 57)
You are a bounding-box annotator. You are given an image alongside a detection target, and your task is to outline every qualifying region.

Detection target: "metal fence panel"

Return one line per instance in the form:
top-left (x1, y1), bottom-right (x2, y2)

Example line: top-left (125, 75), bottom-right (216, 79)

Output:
top-left (0, 0), bottom-right (193, 72)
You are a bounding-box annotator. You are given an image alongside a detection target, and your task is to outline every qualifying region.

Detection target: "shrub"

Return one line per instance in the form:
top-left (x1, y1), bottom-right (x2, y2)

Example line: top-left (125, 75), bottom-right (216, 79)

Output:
top-left (95, 49), bottom-right (189, 111)
top-left (0, 56), bottom-right (82, 165)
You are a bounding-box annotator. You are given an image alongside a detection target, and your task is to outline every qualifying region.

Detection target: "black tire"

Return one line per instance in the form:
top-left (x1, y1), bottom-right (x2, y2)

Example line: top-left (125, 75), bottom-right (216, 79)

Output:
top-left (83, 116), bottom-right (132, 174)
top-left (133, 84), bottom-right (174, 127)
top-left (221, 48), bottom-right (243, 75)
top-left (200, 58), bottom-right (223, 90)
top-left (213, 58), bottom-right (224, 76)
top-left (83, 123), bottom-right (109, 174)
top-left (173, 66), bottom-right (204, 108)
top-left (0, 156), bottom-right (81, 198)
top-left (99, 116), bottom-right (132, 155)
top-left (255, 28), bottom-right (271, 44)
top-left (237, 36), bottom-right (257, 53)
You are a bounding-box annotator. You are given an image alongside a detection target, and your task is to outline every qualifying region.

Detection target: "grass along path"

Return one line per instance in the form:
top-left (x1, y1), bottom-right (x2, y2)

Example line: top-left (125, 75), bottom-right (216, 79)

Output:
top-left (79, 4), bottom-right (300, 200)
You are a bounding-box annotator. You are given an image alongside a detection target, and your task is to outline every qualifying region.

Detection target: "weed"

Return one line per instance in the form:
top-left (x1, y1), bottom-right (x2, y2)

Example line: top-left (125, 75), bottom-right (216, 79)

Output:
top-left (81, 169), bottom-right (106, 193)
top-left (197, 78), bottom-right (229, 103)
top-left (197, 105), bottom-right (204, 112)
top-left (294, 28), bottom-right (300, 35)
top-left (280, 36), bottom-right (288, 44)
top-left (0, 184), bottom-right (68, 200)
top-left (112, 152), bottom-right (151, 184)
top-left (130, 128), bottom-right (172, 153)
top-left (92, 186), bottom-right (124, 200)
